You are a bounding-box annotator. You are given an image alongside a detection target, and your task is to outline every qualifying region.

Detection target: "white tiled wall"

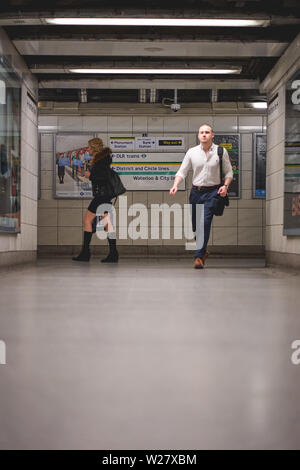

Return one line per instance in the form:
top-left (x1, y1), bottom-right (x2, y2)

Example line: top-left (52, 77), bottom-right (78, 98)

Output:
top-left (188, 116), bottom-right (213, 132)
top-left (83, 116), bottom-right (108, 132)
top-left (38, 111), bottom-right (266, 251)
top-left (163, 116), bottom-right (189, 132)
top-left (238, 115), bottom-right (263, 133)
top-left (0, 27), bottom-right (38, 257)
top-left (214, 115), bottom-right (238, 132)
top-left (133, 116), bottom-right (148, 133)
top-left (108, 116), bottom-right (133, 132)
top-left (267, 113), bottom-right (285, 152)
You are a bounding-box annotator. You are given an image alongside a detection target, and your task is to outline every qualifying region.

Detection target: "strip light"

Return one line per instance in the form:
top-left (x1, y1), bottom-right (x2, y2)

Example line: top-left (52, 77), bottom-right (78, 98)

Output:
top-left (45, 18), bottom-right (269, 27)
top-left (251, 102), bottom-right (268, 108)
top-left (69, 68), bottom-right (242, 74)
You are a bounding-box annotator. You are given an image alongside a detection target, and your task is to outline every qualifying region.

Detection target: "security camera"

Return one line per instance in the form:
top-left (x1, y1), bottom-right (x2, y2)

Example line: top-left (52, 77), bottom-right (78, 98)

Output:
top-left (171, 103), bottom-right (181, 112)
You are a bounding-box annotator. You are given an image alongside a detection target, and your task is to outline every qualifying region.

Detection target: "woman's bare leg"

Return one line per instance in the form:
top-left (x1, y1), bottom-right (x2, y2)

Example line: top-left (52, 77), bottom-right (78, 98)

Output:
top-left (83, 210), bottom-right (96, 232)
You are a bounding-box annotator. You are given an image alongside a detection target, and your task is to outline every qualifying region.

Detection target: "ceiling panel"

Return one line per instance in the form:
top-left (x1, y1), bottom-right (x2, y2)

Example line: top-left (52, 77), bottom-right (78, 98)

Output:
top-left (1, 0), bottom-right (299, 103)
top-left (12, 39), bottom-right (289, 57)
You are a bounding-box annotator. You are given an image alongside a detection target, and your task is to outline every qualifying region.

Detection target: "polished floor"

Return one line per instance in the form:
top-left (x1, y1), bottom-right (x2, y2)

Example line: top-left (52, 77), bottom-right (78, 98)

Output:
top-left (0, 257), bottom-right (300, 450)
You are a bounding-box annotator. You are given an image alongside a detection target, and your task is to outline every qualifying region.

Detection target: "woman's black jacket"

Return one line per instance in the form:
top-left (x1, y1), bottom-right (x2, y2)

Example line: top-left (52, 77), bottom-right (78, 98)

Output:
top-left (88, 148), bottom-right (112, 196)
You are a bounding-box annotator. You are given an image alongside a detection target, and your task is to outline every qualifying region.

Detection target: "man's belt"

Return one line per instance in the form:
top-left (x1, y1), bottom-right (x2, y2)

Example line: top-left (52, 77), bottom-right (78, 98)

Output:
top-left (192, 184), bottom-right (219, 192)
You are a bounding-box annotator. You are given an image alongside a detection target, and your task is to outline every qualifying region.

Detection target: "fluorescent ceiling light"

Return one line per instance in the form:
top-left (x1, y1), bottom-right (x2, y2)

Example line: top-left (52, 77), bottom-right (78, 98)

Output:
top-left (239, 126), bottom-right (265, 130)
top-left (0, 79), bottom-right (6, 104)
top-left (251, 102), bottom-right (268, 108)
top-left (45, 18), bottom-right (269, 27)
top-left (69, 68), bottom-right (241, 74)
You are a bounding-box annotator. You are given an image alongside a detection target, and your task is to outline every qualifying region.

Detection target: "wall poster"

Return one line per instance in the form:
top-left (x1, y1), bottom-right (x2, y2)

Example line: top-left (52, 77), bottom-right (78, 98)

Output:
top-left (0, 56), bottom-right (22, 233)
top-left (253, 133), bottom-right (266, 198)
top-left (54, 133), bottom-right (95, 198)
top-left (284, 69), bottom-right (300, 235)
top-left (212, 134), bottom-right (241, 198)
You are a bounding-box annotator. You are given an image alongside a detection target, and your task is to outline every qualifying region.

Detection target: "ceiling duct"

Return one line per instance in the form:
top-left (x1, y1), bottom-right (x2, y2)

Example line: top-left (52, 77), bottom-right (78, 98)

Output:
top-left (149, 88), bottom-right (157, 104)
top-left (139, 89), bottom-right (147, 103)
top-left (80, 88), bottom-right (87, 103)
top-left (211, 89), bottom-right (218, 103)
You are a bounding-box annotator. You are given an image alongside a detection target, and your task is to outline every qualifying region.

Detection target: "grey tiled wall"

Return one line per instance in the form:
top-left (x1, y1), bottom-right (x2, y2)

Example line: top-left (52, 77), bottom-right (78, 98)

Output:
top-left (38, 112), bottom-right (266, 253)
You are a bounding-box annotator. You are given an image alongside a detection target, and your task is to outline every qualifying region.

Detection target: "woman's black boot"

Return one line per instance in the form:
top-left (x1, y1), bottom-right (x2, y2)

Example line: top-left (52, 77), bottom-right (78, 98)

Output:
top-left (72, 231), bottom-right (92, 261)
top-left (101, 235), bottom-right (119, 263)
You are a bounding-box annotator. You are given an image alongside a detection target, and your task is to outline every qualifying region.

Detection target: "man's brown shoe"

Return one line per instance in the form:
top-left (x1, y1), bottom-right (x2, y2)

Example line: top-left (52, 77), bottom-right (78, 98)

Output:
top-left (194, 257), bottom-right (204, 269)
top-left (202, 251), bottom-right (209, 265)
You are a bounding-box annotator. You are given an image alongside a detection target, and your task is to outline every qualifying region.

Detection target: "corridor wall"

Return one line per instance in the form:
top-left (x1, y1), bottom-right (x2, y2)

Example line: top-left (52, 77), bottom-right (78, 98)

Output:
top-left (0, 27), bottom-right (38, 267)
top-left (38, 106), bottom-right (266, 257)
top-left (261, 32), bottom-right (300, 270)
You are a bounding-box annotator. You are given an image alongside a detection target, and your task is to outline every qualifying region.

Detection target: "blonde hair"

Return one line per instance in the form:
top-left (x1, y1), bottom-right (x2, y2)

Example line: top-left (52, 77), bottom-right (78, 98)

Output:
top-left (89, 138), bottom-right (111, 164)
top-left (88, 137), bottom-right (104, 154)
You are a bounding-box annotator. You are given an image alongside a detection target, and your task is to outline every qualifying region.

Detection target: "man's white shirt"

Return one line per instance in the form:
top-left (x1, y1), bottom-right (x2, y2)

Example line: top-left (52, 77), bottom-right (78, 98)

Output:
top-left (176, 142), bottom-right (233, 186)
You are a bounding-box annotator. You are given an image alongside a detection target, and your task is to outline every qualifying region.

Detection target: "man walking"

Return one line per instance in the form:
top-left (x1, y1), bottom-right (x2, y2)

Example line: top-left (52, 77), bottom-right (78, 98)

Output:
top-left (170, 124), bottom-right (233, 269)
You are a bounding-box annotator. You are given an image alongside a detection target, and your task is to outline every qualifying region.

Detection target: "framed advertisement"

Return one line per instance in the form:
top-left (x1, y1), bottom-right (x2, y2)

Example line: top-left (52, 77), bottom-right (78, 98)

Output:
top-left (212, 133), bottom-right (241, 199)
top-left (284, 68), bottom-right (300, 235)
top-left (0, 55), bottom-right (22, 233)
top-left (253, 133), bottom-right (266, 198)
top-left (53, 132), bottom-right (96, 199)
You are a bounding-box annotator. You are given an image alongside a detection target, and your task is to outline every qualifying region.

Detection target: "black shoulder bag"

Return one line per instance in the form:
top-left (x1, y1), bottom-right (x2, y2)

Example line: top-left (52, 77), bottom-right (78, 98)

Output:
top-left (211, 146), bottom-right (229, 216)
top-left (108, 168), bottom-right (126, 200)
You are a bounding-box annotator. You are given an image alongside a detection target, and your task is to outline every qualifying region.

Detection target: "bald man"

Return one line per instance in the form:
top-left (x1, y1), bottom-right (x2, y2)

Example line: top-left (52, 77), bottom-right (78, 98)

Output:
top-left (170, 124), bottom-right (233, 269)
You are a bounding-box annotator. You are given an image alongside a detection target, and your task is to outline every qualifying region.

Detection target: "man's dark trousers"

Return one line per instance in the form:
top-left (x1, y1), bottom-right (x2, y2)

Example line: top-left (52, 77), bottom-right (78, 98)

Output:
top-left (189, 187), bottom-right (219, 259)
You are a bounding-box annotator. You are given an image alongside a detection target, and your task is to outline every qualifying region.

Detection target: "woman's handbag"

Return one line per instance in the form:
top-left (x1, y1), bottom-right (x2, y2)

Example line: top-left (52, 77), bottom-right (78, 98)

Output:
top-left (108, 168), bottom-right (126, 199)
top-left (211, 146), bottom-right (230, 216)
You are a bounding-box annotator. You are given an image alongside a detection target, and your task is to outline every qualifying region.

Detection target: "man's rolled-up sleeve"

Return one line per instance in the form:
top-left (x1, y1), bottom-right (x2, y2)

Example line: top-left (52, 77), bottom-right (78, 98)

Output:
top-left (175, 150), bottom-right (192, 180)
top-left (223, 148), bottom-right (233, 179)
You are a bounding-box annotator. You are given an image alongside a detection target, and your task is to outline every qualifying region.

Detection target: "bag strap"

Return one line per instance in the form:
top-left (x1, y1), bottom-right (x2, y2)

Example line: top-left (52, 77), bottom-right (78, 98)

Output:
top-left (217, 145), bottom-right (224, 186)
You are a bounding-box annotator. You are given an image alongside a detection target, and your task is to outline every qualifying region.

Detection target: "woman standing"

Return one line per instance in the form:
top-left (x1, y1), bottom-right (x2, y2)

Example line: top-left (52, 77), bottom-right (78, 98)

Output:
top-left (72, 138), bottom-right (119, 263)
